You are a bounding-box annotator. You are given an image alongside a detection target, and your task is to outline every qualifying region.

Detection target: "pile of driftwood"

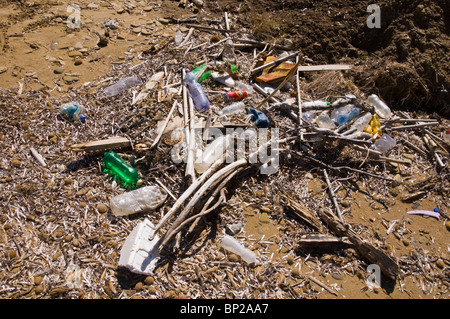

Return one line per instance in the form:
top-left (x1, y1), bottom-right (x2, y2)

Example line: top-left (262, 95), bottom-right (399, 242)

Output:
top-left (70, 13), bottom-right (449, 287)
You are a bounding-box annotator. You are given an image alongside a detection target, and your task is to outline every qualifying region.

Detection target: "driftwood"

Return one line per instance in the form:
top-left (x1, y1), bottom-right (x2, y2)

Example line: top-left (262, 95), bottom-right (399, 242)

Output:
top-left (281, 194), bottom-right (323, 231)
top-left (317, 207), bottom-right (399, 280)
top-left (71, 136), bottom-right (132, 153)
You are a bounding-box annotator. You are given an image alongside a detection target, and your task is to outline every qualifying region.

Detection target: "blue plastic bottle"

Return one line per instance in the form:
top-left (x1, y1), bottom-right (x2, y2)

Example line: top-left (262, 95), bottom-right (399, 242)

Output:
top-left (337, 108), bottom-right (361, 126)
top-left (184, 70), bottom-right (210, 111)
top-left (248, 108), bottom-right (270, 128)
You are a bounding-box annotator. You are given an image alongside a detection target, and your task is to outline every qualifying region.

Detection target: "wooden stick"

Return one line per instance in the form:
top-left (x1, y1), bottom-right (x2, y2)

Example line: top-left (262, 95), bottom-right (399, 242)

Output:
top-left (71, 136), bottom-right (131, 153)
top-left (250, 51), bottom-right (300, 75)
top-left (185, 91), bottom-right (196, 183)
top-left (150, 100), bottom-right (179, 149)
top-left (296, 55), bottom-right (304, 141)
top-left (317, 207), bottom-right (399, 280)
top-left (159, 159), bottom-right (248, 249)
top-left (185, 24), bottom-right (233, 33)
top-left (385, 122), bottom-right (439, 131)
top-left (323, 169), bottom-right (344, 222)
top-left (307, 276), bottom-right (338, 296)
top-left (150, 155), bottom-right (226, 238)
top-left (30, 147), bottom-right (46, 167)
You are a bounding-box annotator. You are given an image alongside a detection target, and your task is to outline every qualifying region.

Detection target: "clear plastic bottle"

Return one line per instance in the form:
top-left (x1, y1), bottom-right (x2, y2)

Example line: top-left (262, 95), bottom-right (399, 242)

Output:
top-left (60, 102), bottom-right (86, 122)
top-left (221, 235), bottom-right (257, 264)
top-left (218, 101), bottom-right (246, 118)
top-left (174, 29), bottom-right (183, 45)
top-left (194, 134), bottom-right (233, 174)
top-left (367, 94), bottom-right (392, 119)
top-left (234, 81), bottom-right (254, 94)
top-left (110, 185), bottom-right (168, 216)
top-left (184, 70), bottom-right (210, 111)
top-left (337, 108), bottom-right (361, 126)
top-left (104, 76), bottom-right (141, 97)
top-left (371, 134), bottom-right (396, 154)
top-left (316, 112), bottom-right (336, 129)
top-left (349, 112), bottom-right (372, 132)
top-left (331, 104), bottom-right (354, 122)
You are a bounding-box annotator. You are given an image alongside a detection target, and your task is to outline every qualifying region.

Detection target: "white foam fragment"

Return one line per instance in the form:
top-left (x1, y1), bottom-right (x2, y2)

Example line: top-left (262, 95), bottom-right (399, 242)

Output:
top-left (118, 219), bottom-right (161, 275)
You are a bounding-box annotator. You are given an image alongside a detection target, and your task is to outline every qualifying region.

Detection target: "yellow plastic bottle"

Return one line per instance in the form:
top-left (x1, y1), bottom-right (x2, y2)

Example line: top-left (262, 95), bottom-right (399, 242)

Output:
top-left (370, 114), bottom-right (381, 136)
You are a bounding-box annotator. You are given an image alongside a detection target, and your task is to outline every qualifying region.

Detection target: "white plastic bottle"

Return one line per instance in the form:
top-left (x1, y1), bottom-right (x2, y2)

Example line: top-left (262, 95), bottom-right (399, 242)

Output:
top-left (194, 134), bottom-right (233, 174)
top-left (367, 94), bottom-right (392, 119)
top-left (302, 101), bottom-right (331, 108)
top-left (109, 185), bottom-right (167, 216)
top-left (221, 235), bottom-right (257, 264)
top-left (218, 101), bottom-right (246, 118)
top-left (222, 39), bottom-right (236, 65)
top-left (60, 102), bottom-right (86, 122)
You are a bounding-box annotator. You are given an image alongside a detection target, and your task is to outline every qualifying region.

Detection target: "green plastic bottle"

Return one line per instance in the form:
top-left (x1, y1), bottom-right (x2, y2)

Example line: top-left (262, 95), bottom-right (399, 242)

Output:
top-left (102, 151), bottom-right (141, 190)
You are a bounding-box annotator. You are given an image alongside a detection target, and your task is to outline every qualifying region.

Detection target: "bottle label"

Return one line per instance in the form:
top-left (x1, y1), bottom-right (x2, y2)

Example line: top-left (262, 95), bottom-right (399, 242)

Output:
top-left (226, 90), bottom-right (247, 101)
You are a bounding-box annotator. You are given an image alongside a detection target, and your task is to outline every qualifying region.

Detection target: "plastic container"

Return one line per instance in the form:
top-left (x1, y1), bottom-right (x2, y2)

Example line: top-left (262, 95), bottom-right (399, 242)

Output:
top-left (337, 108), bottom-right (361, 126)
top-left (184, 70), bottom-right (210, 111)
top-left (248, 108), bottom-right (270, 128)
top-left (194, 134), bottom-right (233, 174)
top-left (102, 151), bottom-right (141, 190)
top-left (218, 101), bottom-right (246, 118)
top-left (110, 185), bottom-right (167, 216)
top-left (316, 112), bottom-right (336, 129)
top-left (104, 76), bottom-right (141, 97)
top-left (60, 102), bottom-right (86, 122)
top-left (224, 90), bottom-right (248, 103)
top-left (302, 101), bottom-right (331, 108)
top-left (221, 235), bottom-right (257, 264)
top-left (371, 134), bottom-right (396, 154)
top-left (349, 112), bottom-right (372, 132)
top-left (367, 94), bottom-right (392, 119)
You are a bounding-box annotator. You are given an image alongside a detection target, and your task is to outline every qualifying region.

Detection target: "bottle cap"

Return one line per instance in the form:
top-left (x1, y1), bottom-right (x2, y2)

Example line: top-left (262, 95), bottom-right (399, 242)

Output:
top-left (80, 115), bottom-right (86, 123)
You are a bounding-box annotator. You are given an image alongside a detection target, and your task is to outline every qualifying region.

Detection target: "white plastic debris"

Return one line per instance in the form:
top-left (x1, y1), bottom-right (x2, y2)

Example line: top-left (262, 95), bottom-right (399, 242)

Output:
top-left (221, 235), bottom-right (258, 264)
top-left (110, 185), bottom-right (167, 216)
top-left (118, 219), bottom-right (161, 275)
top-left (64, 262), bottom-right (83, 289)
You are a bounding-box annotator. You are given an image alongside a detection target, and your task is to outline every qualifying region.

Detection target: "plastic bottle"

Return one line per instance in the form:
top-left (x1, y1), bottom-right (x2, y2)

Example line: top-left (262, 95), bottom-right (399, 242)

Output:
top-left (234, 81), bottom-right (254, 94)
top-left (194, 134), bottom-right (233, 174)
top-left (110, 186), bottom-right (168, 216)
top-left (248, 108), bottom-right (270, 128)
top-left (102, 151), bottom-right (142, 190)
top-left (370, 114), bottom-right (382, 136)
top-left (218, 101), bottom-right (246, 118)
top-left (331, 104), bottom-right (354, 122)
top-left (302, 101), bottom-right (331, 108)
top-left (371, 134), bottom-right (396, 154)
top-left (316, 112), bottom-right (336, 129)
top-left (60, 102), bottom-right (86, 122)
top-left (221, 235), bottom-right (257, 264)
top-left (222, 39), bottom-right (236, 65)
top-left (104, 76), bottom-right (141, 97)
top-left (224, 90), bottom-right (248, 103)
top-left (367, 94), bottom-right (392, 119)
top-left (349, 112), bottom-right (372, 132)
top-left (337, 108), bottom-right (361, 126)
top-left (184, 70), bottom-right (210, 111)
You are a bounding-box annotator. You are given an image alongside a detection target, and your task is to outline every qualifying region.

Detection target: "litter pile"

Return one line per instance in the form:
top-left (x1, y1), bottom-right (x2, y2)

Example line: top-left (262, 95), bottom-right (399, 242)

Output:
top-left (0, 12), bottom-right (449, 299)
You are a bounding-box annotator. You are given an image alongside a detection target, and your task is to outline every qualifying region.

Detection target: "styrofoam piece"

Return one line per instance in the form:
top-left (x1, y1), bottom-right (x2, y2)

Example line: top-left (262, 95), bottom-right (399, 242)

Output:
top-left (118, 219), bottom-right (161, 275)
